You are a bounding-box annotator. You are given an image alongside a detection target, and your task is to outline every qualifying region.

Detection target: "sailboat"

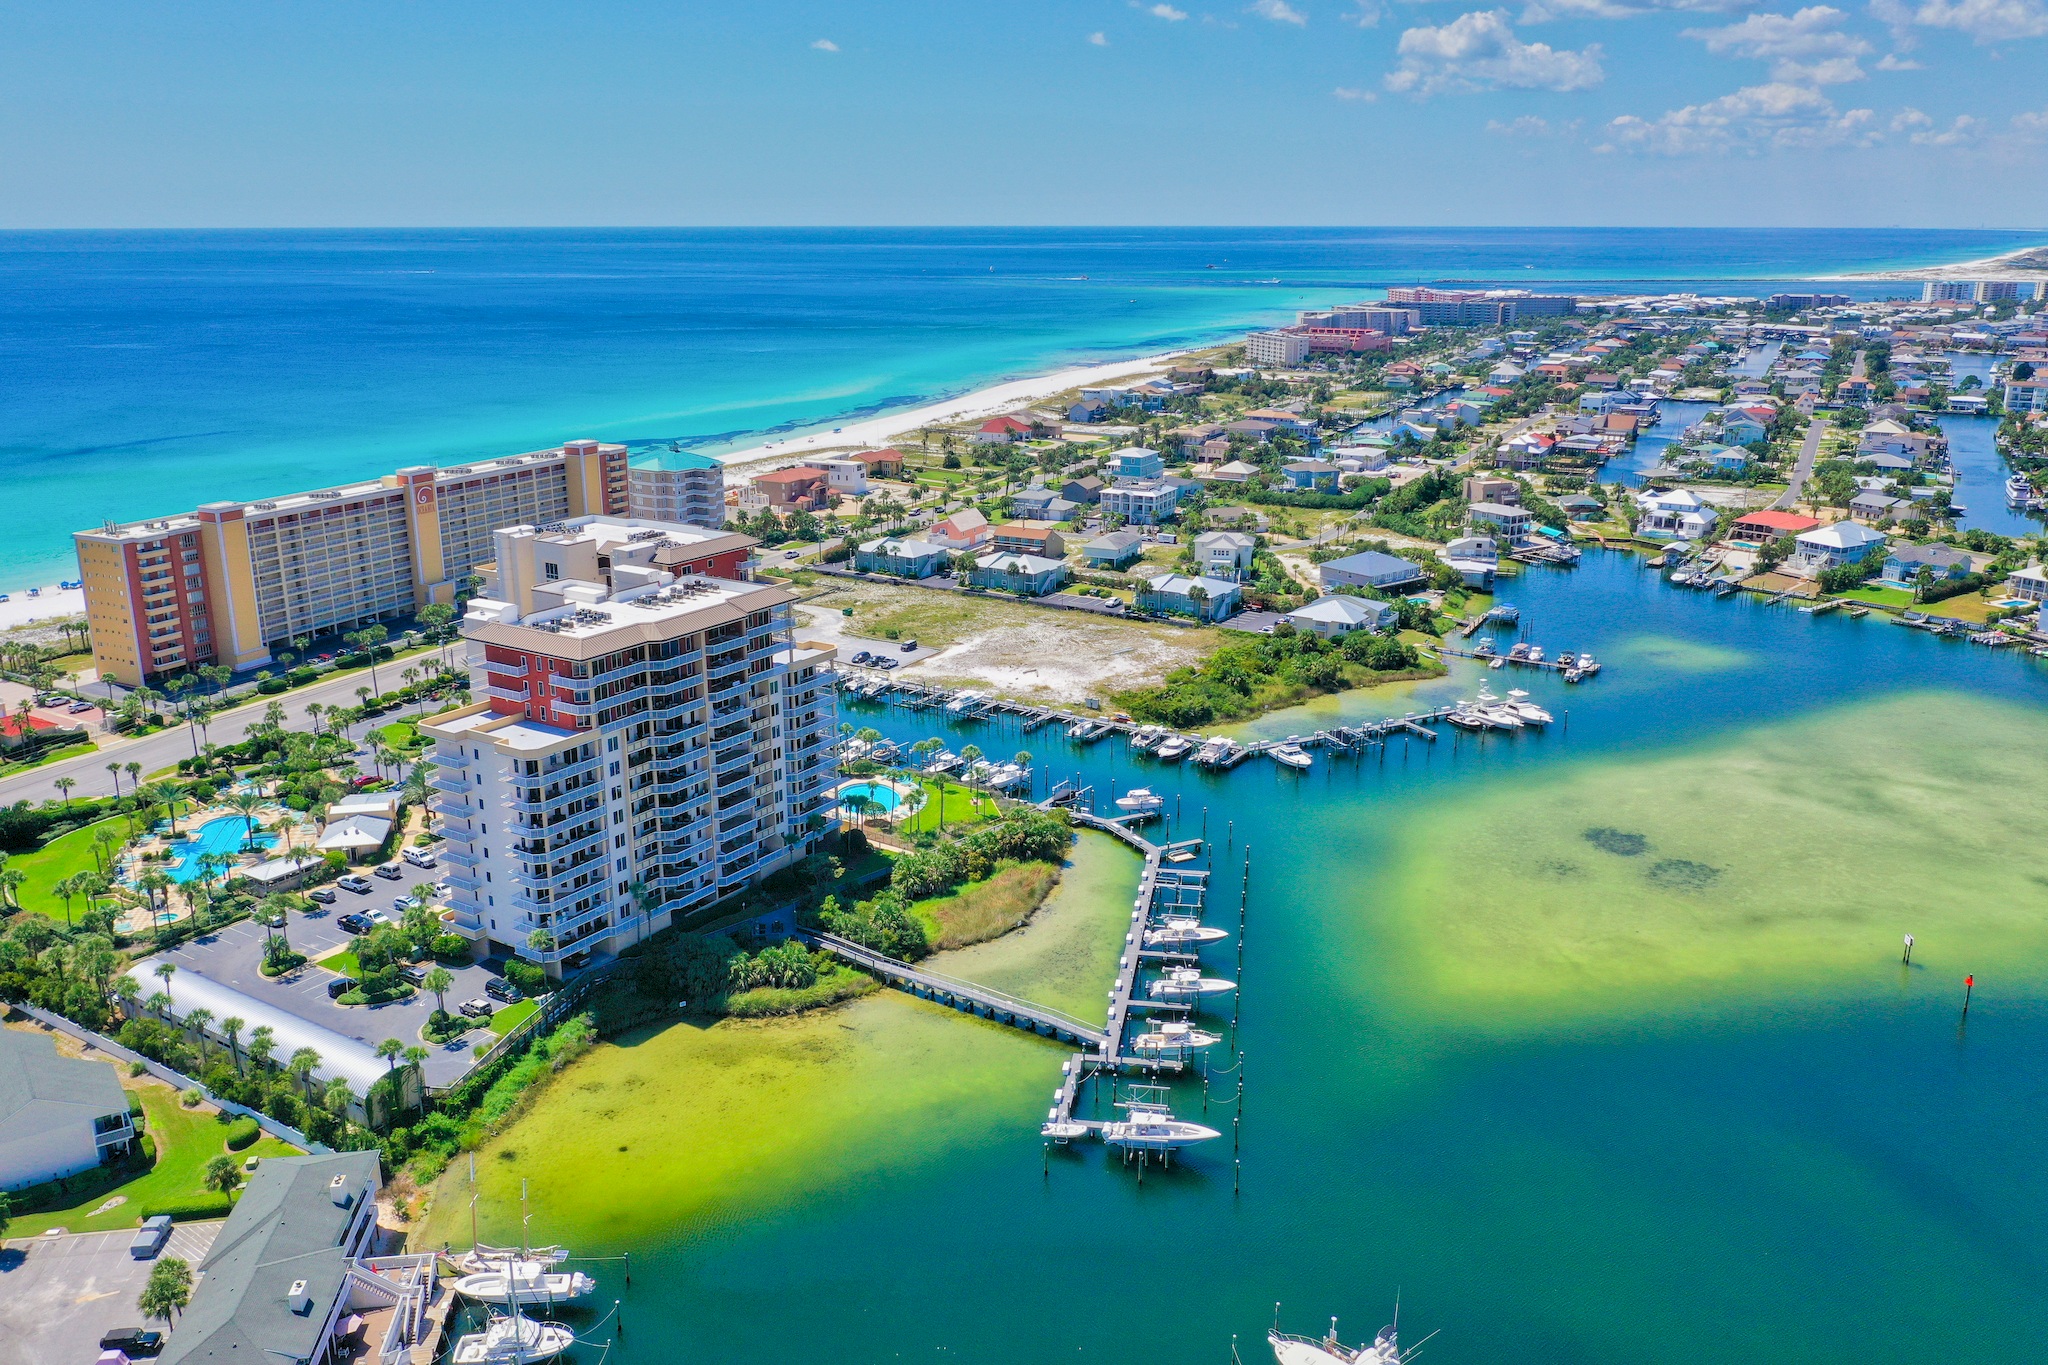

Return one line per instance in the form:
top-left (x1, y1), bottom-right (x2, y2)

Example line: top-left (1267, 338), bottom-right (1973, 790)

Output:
top-left (450, 1175), bottom-right (578, 1363)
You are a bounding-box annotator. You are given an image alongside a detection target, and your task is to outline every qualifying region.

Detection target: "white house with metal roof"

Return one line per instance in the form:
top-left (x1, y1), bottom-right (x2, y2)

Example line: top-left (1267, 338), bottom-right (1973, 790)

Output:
top-left (0, 1029), bottom-right (135, 1190)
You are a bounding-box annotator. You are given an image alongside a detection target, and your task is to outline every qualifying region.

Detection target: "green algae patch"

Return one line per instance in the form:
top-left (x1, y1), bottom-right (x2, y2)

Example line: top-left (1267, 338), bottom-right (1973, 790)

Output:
top-left (412, 831), bottom-right (1139, 1251)
top-left (1377, 690), bottom-right (2048, 1021)
top-left (1605, 633), bottom-right (1749, 675)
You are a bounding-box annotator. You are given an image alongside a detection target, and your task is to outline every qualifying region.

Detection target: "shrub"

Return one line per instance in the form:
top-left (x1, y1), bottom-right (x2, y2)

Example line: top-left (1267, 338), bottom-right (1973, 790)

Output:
top-left (430, 934), bottom-right (471, 960)
top-left (502, 958), bottom-right (548, 996)
top-left (181, 1088), bottom-right (203, 1108)
top-left (139, 1194), bottom-right (235, 1221)
top-left (223, 1116), bottom-right (261, 1151)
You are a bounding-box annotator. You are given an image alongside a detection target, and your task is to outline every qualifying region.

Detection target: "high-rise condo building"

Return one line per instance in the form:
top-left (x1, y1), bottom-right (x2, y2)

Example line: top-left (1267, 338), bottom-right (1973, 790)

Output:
top-left (421, 518), bottom-right (838, 974)
top-left (74, 439), bottom-right (630, 685)
top-left (627, 450), bottom-right (728, 529)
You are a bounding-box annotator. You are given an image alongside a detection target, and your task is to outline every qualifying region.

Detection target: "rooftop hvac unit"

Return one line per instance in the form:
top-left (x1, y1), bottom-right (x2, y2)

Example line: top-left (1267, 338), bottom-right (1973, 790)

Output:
top-left (328, 1174), bottom-right (354, 1208)
top-left (288, 1279), bottom-right (314, 1315)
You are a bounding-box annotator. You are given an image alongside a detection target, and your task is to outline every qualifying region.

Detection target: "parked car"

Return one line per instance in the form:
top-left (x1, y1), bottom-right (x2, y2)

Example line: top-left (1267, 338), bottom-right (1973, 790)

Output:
top-left (878, 657), bottom-right (899, 670)
top-left (484, 978), bottom-right (521, 1004)
top-left (336, 913), bottom-right (373, 935)
top-left (783, 549), bottom-right (800, 559)
top-left (365, 908), bottom-right (392, 926)
top-left (350, 775), bottom-right (380, 790)
top-left (68, 700), bottom-right (95, 713)
top-left (901, 639), bottom-right (917, 652)
top-left (373, 863), bottom-right (404, 880)
top-left (338, 874), bottom-right (372, 894)
top-left (308, 887), bottom-right (338, 904)
top-left (100, 1328), bottom-right (165, 1356)
top-left (392, 895), bottom-right (421, 912)
top-left (129, 1215), bottom-right (173, 1260)
top-left (851, 651), bottom-right (873, 665)
top-left (402, 847), bottom-right (437, 868)
top-left (400, 965), bottom-right (427, 986)
top-left (459, 999), bottom-right (493, 1020)
top-left (326, 976), bottom-right (358, 1000)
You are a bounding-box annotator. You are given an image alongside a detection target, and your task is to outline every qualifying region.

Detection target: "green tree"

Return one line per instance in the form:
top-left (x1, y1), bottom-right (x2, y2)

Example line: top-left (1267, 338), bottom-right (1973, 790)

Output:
top-left (203, 1153), bottom-right (242, 1196)
top-left (139, 1257), bottom-right (193, 1321)
top-left (423, 967), bottom-right (454, 1014)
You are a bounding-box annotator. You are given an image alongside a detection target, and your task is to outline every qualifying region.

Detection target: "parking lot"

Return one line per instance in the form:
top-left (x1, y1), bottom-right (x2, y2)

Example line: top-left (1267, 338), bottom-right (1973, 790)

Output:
top-left (141, 886), bottom-right (518, 1088)
top-left (0, 1221), bottom-right (220, 1365)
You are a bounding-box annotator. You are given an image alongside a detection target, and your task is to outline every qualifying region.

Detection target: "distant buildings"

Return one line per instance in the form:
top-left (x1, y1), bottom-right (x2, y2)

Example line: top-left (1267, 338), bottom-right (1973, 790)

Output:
top-left (1245, 330), bottom-right (1312, 367)
top-left (1383, 286), bottom-right (1578, 325)
top-left (1137, 572), bottom-right (1242, 622)
top-left (628, 450), bottom-right (726, 531)
top-left (855, 536), bottom-right (948, 578)
top-left (1923, 279), bottom-right (2047, 303)
top-left (1766, 292), bottom-right (1851, 310)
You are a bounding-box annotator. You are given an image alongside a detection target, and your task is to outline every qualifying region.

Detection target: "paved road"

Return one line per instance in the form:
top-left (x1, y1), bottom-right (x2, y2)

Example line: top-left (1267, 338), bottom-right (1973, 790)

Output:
top-left (0, 657), bottom-right (452, 807)
top-left (1773, 419), bottom-right (1828, 511)
top-left (0, 1220), bottom-right (221, 1365)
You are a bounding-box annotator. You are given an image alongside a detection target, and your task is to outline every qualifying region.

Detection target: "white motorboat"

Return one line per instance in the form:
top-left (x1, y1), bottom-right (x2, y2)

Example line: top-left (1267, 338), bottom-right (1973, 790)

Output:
top-left (1270, 742), bottom-right (1312, 770)
top-left (453, 1260), bottom-right (597, 1305)
top-left (1065, 718), bottom-right (1094, 740)
top-left (1488, 656), bottom-right (1506, 669)
top-left (1576, 653), bottom-right (1600, 675)
top-left (452, 1244), bottom-right (569, 1275)
top-left (450, 1316), bottom-right (576, 1365)
top-left (1472, 689), bottom-right (1523, 728)
top-left (2008, 472), bottom-right (2037, 507)
top-left (1143, 916), bottom-right (1229, 947)
top-left (1131, 1020), bottom-right (1223, 1051)
top-left (1503, 688), bottom-right (1553, 724)
top-left (1115, 787), bottom-right (1166, 815)
top-left (1147, 966), bottom-right (1236, 999)
top-left (1099, 1093), bottom-right (1221, 1152)
top-left (925, 750), bottom-right (962, 774)
top-left (1269, 1315), bottom-right (1418, 1365)
top-left (1040, 1119), bottom-right (1090, 1142)
top-left (1154, 734), bottom-right (1192, 761)
top-left (1129, 725), bottom-right (1168, 752)
top-left (943, 691), bottom-right (984, 714)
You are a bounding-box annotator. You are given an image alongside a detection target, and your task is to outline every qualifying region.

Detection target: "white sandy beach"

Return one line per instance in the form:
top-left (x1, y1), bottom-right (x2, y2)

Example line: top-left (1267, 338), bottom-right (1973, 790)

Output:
top-left (1825, 240), bottom-right (2048, 282)
top-left (0, 585), bottom-right (85, 631)
top-left (711, 348), bottom-right (1188, 476)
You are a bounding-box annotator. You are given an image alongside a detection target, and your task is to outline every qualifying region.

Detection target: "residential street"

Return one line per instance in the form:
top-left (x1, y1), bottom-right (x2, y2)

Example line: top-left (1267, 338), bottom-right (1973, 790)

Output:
top-left (1773, 419), bottom-right (1827, 511)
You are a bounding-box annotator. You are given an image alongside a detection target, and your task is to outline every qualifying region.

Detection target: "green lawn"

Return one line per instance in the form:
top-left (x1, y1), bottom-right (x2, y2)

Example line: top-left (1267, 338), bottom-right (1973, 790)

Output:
top-left (11, 815), bottom-right (129, 921)
top-left (5, 1080), bottom-right (299, 1237)
top-left (890, 777), bottom-right (998, 836)
top-left (1837, 585), bottom-right (1916, 609)
top-left (488, 999), bottom-right (538, 1035)
top-left (317, 949), bottom-right (361, 977)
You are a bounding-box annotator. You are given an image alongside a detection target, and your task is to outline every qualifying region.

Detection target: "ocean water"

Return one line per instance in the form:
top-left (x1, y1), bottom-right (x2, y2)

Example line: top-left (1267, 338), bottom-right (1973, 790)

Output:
top-left (430, 551), bottom-right (2048, 1365)
top-left (4, 226), bottom-right (2040, 586)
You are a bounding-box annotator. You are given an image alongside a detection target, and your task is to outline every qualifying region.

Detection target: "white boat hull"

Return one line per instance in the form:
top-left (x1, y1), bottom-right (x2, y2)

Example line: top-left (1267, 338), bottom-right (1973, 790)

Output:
top-left (453, 1268), bottom-right (597, 1305)
top-left (451, 1320), bottom-right (576, 1365)
top-left (1100, 1118), bottom-right (1221, 1150)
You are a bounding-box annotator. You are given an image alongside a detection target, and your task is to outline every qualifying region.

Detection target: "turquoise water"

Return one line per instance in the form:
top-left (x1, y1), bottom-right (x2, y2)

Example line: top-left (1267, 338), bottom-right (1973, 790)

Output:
top-left (6, 227), bottom-right (2041, 586)
top-left (163, 813), bottom-right (276, 882)
top-left (523, 550), bottom-right (2048, 1364)
top-left (835, 780), bottom-right (901, 813)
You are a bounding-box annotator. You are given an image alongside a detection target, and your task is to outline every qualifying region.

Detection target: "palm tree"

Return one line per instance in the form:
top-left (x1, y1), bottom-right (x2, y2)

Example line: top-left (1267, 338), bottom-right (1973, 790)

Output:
top-left (226, 791), bottom-right (264, 850)
top-left (184, 1007), bottom-right (215, 1065)
top-left (107, 761), bottom-right (123, 797)
top-left (245, 1025), bottom-right (277, 1072)
top-left (424, 966), bottom-right (454, 1014)
top-left (374, 1037), bottom-right (404, 1073)
top-left (53, 873), bottom-right (79, 927)
top-left (0, 863), bottom-right (23, 912)
top-left (306, 701), bottom-right (325, 736)
top-left (220, 1015), bottom-right (246, 1072)
top-left (324, 1076), bottom-right (357, 1121)
top-left (153, 960), bottom-right (176, 995)
top-left (402, 1045), bottom-right (431, 1116)
top-left (137, 870), bottom-right (174, 928)
top-left (91, 825), bottom-right (122, 875)
top-left (843, 793), bottom-right (874, 829)
top-left (145, 990), bottom-right (172, 1016)
top-left (287, 1047), bottom-right (322, 1101)
top-left (53, 776), bottom-right (76, 808)
top-left (125, 761), bottom-right (142, 792)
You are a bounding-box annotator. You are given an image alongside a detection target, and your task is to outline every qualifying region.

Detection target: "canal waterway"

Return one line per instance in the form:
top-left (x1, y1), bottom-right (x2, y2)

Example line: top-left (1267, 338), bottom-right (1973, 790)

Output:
top-left (432, 551), bottom-right (2048, 1365)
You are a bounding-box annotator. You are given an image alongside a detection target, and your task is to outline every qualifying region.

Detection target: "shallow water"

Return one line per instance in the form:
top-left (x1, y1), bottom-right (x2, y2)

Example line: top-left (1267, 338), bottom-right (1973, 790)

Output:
top-left (427, 552), bottom-right (2048, 1363)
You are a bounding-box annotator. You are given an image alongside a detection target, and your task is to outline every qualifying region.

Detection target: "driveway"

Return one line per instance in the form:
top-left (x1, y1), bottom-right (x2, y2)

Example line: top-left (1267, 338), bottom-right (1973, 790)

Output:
top-left (138, 900), bottom-right (515, 1089)
top-left (0, 1221), bottom-right (220, 1365)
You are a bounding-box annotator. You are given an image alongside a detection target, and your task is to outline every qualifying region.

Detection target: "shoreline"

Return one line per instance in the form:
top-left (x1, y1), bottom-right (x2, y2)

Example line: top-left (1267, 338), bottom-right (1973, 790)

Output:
top-left (1821, 239), bottom-right (2048, 282)
top-left (706, 348), bottom-right (1193, 477)
top-left (0, 586), bottom-right (85, 631)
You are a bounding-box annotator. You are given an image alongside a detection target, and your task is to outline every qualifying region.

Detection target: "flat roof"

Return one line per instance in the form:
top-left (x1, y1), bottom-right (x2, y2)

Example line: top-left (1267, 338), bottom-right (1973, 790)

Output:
top-left (464, 576), bottom-right (792, 659)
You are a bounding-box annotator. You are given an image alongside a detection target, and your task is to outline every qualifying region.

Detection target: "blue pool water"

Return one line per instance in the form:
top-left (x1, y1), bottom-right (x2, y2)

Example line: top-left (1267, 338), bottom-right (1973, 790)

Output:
top-left (835, 781), bottom-right (902, 813)
top-left (164, 814), bottom-right (277, 882)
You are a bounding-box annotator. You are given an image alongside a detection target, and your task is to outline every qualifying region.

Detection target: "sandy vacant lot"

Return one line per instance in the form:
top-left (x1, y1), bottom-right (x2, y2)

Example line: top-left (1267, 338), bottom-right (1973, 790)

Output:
top-left (795, 581), bottom-right (1218, 703)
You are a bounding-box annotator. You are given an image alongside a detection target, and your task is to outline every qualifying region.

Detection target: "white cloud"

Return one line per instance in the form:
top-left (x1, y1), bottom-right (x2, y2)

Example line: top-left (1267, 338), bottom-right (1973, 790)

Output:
top-left (1875, 51), bottom-right (1923, 65)
top-left (2012, 105), bottom-right (2048, 135)
top-left (1487, 113), bottom-right (1553, 133)
top-left (1347, 0), bottom-right (1387, 23)
top-left (1601, 80), bottom-right (1877, 152)
top-left (1386, 9), bottom-right (1605, 94)
top-left (1682, 7), bottom-right (1871, 80)
top-left (1870, 0), bottom-right (2048, 42)
top-left (1519, 0), bottom-right (1750, 20)
top-left (1149, 3), bottom-right (1191, 18)
top-left (1089, 30), bottom-right (1111, 44)
top-left (1250, 0), bottom-right (1311, 23)
top-left (810, 38), bottom-right (839, 51)
top-left (1334, 85), bottom-right (1381, 99)
top-left (1910, 112), bottom-right (1981, 142)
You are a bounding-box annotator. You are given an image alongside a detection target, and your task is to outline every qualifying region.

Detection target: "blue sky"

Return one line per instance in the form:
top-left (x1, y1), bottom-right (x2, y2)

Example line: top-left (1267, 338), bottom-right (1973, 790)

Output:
top-left (2, 0), bottom-right (2043, 227)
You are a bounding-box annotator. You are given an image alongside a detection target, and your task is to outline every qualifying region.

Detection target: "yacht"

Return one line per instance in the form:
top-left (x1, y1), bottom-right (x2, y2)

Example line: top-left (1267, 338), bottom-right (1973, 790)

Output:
top-left (1270, 742), bottom-right (1312, 770)
top-left (1472, 689), bottom-right (1523, 728)
top-left (1099, 1094), bottom-right (1221, 1152)
top-left (452, 1260), bottom-right (598, 1306)
top-left (1269, 1314), bottom-right (1420, 1365)
top-left (1131, 1020), bottom-right (1224, 1051)
top-left (1144, 916), bottom-right (1230, 947)
top-left (1147, 966), bottom-right (1237, 999)
top-left (1576, 653), bottom-right (1600, 675)
top-left (1115, 787), bottom-right (1166, 815)
top-left (1154, 734), bottom-right (1193, 761)
top-left (1445, 709), bottom-right (1490, 731)
top-left (1503, 689), bottom-right (1553, 725)
top-left (450, 1316), bottom-right (576, 1365)
top-left (1193, 736), bottom-right (1235, 767)
top-left (2008, 472), bottom-right (2038, 507)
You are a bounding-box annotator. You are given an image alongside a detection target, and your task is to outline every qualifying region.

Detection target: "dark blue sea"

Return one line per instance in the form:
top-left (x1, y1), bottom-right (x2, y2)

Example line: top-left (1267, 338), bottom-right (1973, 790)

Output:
top-left (2, 226), bottom-right (2039, 584)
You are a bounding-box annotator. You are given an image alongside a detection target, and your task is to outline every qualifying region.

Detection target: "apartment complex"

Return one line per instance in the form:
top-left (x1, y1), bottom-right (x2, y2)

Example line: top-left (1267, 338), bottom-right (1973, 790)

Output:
top-left (626, 449), bottom-right (727, 529)
top-left (1384, 286), bottom-right (1578, 324)
top-left (75, 439), bottom-right (629, 685)
top-left (420, 531), bottom-right (836, 973)
top-left (1922, 279), bottom-right (2047, 303)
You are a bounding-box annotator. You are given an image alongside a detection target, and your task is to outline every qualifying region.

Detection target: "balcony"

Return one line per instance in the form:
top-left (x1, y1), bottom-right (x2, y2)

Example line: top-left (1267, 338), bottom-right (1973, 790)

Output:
top-left (429, 772), bottom-right (472, 795)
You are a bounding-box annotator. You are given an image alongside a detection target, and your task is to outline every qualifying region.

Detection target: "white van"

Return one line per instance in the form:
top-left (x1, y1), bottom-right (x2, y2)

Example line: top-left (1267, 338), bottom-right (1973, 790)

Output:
top-left (401, 847), bottom-right (438, 869)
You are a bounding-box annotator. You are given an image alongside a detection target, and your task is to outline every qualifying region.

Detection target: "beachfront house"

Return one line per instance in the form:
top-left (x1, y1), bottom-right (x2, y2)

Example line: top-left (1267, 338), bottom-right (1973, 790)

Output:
top-left (1320, 550), bottom-right (1427, 593)
top-left (1009, 487), bottom-right (1078, 522)
top-left (1137, 572), bottom-right (1242, 623)
top-left (1192, 530), bottom-right (1258, 580)
top-left (1061, 475), bottom-right (1105, 504)
top-left (1068, 398), bottom-right (1111, 424)
top-left (1635, 489), bottom-right (1716, 541)
top-left (2005, 562), bottom-right (2048, 603)
top-left (1100, 479), bottom-right (1183, 526)
top-left (1287, 594), bottom-right (1397, 638)
top-left (1439, 535), bottom-right (1499, 588)
top-left (1082, 530), bottom-right (1144, 571)
top-left (855, 536), bottom-right (948, 579)
top-left (1718, 414), bottom-right (1767, 446)
top-left (815, 458), bottom-right (870, 496)
top-left (1107, 447), bottom-right (1166, 480)
top-left (1729, 509), bottom-right (1819, 545)
top-left (990, 522), bottom-right (1067, 558)
top-left (968, 551), bottom-right (1068, 597)
top-left (0, 1029), bottom-right (135, 1190)
top-left (925, 509), bottom-right (992, 552)
top-left (1880, 543), bottom-right (1972, 589)
top-left (749, 466), bottom-right (833, 511)
top-left (971, 414), bottom-right (1037, 444)
top-left (1204, 460), bottom-right (1260, 485)
top-left (1462, 476), bottom-right (1519, 506)
top-left (1282, 460), bottom-right (1340, 492)
top-left (1793, 521), bottom-right (1888, 572)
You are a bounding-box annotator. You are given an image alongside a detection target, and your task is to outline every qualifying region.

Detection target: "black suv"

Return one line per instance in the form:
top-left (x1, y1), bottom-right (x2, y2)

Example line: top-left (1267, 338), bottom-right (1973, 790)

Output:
top-left (326, 976), bottom-right (358, 1000)
top-left (336, 913), bottom-right (374, 935)
top-left (484, 978), bottom-right (521, 1004)
top-left (101, 1328), bottom-right (165, 1356)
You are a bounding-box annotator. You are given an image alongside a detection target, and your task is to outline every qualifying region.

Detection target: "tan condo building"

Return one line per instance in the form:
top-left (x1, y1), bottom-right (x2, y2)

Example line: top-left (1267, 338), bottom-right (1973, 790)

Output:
top-left (75, 438), bottom-right (630, 685)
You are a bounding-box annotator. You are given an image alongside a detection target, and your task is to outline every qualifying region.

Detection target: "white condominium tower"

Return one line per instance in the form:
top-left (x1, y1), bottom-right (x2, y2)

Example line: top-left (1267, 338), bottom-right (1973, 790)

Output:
top-left (420, 539), bottom-right (837, 975)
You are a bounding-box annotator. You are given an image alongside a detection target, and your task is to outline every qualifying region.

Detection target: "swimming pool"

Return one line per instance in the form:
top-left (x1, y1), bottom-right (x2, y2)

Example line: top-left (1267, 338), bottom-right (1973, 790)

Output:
top-left (834, 781), bottom-right (903, 814)
top-left (163, 814), bottom-right (278, 883)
